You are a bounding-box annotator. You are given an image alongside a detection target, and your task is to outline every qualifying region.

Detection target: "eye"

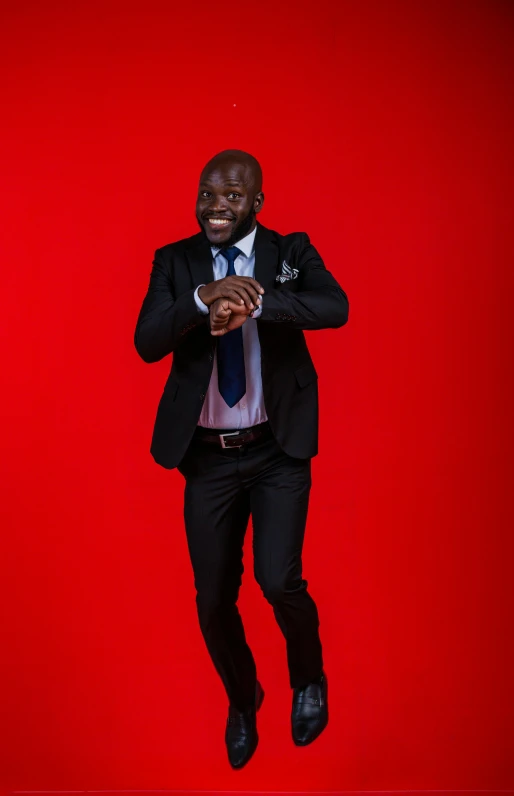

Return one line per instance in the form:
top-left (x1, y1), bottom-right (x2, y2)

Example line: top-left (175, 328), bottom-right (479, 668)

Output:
top-left (200, 191), bottom-right (211, 198)
top-left (228, 192), bottom-right (241, 200)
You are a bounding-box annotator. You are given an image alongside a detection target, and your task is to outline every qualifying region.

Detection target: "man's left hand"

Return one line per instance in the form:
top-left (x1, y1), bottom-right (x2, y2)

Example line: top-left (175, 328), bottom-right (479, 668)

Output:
top-left (209, 298), bottom-right (252, 337)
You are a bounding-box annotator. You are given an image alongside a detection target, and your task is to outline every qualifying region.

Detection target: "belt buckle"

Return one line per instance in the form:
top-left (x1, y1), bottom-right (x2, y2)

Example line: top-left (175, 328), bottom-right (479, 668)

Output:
top-left (220, 430), bottom-right (244, 449)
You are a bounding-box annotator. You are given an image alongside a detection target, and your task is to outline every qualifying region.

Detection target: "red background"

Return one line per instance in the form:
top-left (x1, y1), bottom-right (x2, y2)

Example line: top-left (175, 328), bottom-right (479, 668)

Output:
top-left (1, 0), bottom-right (513, 792)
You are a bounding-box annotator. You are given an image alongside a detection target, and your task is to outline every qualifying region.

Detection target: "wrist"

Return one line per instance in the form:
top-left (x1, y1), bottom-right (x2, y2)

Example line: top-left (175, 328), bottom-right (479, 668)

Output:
top-left (198, 285), bottom-right (212, 305)
top-left (194, 284), bottom-right (209, 315)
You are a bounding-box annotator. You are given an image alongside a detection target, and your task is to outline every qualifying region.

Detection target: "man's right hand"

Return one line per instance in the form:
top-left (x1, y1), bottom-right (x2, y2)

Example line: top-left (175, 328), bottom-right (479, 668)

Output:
top-left (198, 276), bottom-right (265, 312)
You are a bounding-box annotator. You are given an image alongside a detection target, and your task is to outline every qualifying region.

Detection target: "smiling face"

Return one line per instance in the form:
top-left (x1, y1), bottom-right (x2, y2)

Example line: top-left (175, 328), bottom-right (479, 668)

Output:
top-left (195, 155), bottom-right (264, 248)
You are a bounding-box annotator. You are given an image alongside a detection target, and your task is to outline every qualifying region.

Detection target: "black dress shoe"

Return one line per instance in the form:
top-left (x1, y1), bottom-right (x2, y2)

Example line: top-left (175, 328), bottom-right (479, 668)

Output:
top-left (225, 681), bottom-right (264, 769)
top-left (291, 671), bottom-right (328, 746)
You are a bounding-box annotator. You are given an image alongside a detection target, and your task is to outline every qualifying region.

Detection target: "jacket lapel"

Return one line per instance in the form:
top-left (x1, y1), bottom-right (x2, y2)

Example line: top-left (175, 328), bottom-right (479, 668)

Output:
top-left (185, 223), bottom-right (279, 293)
top-left (254, 223), bottom-right (279, 292)
top-left (185, 232), bottom-right (215, 289)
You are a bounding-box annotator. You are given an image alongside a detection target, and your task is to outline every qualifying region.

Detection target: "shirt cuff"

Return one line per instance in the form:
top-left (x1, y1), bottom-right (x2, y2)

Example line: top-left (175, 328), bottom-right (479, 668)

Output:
top-left (251, 298), bottom-right (263, 319)
top-left (194, 284), bottom-right (209, 314)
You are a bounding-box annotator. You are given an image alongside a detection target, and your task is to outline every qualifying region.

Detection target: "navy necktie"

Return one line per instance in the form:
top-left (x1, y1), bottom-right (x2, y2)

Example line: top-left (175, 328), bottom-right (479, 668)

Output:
top-left (217, 247), bottom-right (246, 407)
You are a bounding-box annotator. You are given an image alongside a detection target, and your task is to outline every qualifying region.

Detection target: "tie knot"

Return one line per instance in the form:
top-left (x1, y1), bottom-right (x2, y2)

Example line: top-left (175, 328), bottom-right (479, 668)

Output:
top-left (220, 246), bottom-right (242, 265)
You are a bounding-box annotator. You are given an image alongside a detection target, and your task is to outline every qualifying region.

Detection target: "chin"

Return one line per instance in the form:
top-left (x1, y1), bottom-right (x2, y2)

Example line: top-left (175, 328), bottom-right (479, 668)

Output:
top-left (207, 231), bottom-right (232, 246)
top-left (200, 223), bottom-right (230, 245)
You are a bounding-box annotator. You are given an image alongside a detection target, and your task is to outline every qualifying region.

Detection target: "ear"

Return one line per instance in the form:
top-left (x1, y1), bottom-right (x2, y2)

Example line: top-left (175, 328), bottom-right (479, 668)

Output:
top-left (254, 192), bottom-right (265, 214)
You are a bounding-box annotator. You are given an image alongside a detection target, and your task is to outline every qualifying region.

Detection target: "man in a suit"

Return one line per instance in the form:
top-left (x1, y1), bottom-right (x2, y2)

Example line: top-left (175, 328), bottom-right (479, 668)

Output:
top-left (134, 149), bottom-right (349, 768)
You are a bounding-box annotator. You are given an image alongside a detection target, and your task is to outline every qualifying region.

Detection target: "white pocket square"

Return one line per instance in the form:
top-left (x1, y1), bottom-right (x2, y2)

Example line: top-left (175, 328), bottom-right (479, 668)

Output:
top-left (275, 260), bottom-right (299, 283)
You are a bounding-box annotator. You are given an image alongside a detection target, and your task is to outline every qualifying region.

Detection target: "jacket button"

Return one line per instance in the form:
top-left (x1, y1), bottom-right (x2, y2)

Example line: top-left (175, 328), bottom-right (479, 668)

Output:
top-left (208, 353), bottom-right (213, 361)
top-left (200, 392), bottom-right (205, 400)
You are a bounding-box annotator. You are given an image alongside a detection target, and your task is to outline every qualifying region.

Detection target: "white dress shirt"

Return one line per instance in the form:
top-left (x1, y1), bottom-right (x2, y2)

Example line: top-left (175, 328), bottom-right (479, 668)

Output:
top-left (193, 225), bottom-right (268, 430)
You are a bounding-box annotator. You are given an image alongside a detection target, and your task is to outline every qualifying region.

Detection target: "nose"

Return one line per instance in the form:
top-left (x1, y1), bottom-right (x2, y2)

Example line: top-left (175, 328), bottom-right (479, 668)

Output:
top-left (209, 195), bottom-right (230, 214)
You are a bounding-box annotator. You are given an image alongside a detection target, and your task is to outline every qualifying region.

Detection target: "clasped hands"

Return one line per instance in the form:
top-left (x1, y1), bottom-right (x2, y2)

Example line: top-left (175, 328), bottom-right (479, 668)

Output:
top-left (198, 276), bottom-right (265, 337)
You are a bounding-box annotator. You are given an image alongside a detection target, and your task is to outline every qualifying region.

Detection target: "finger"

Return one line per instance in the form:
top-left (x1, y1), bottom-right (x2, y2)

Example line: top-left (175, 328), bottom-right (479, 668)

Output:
top-left (233, 276), bottom-right (265, 294)
top-left (211, 313), bottom-right (227, 325)
top-left (225, 300), bottom-right (251, 315)
top-left (211, 299), bottom-right (230, 312)
top-left (213, 306), bottom-right (231, 318)
top-left (225, 290), bottom-right (246, 306)
top-left (229, 287), bottom-right (257, 309)
top-left (238, 287), bottom-right (261, 307)
top-left (223, 279), bottom-right (264, 303)
top-left (212, 319), bottom-right (229, 331)
top-left (234, 282), bottom-right (263, 305)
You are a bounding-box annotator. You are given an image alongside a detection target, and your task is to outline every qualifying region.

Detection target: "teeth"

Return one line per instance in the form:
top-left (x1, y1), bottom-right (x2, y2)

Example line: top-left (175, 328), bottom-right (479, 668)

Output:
top-left (208, 218), bottom-right (230, 226)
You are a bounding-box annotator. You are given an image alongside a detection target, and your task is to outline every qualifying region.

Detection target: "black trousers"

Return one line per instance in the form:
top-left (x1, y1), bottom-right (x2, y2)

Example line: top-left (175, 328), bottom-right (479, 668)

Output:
top-left (177, 427), bottom-right (323, 711)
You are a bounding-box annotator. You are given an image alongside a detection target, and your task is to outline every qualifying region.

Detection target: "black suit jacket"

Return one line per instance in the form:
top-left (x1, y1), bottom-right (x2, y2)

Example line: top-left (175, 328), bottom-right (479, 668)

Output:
top-left (134, 222), bottom-right (349, 469)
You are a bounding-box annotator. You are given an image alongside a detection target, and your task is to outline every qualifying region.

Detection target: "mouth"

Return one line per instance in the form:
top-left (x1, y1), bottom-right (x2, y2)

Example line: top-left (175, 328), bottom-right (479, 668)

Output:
top-left (204, 217), bottom-right (234, 233)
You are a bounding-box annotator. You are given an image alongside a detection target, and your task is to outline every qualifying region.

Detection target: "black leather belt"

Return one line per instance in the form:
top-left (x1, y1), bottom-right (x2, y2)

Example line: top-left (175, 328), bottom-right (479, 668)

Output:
top-left (193, 421), bottom-right (272, 449)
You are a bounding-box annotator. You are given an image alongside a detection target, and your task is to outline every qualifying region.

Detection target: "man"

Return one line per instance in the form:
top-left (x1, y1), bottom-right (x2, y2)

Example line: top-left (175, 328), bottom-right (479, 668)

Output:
top-left (134, 150), bottom-right (349, 768)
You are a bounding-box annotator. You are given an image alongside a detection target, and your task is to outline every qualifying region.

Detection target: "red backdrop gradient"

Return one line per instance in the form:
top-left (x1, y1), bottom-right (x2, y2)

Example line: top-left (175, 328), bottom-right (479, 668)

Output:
top-left (1, 0), bottom-right (513, 792)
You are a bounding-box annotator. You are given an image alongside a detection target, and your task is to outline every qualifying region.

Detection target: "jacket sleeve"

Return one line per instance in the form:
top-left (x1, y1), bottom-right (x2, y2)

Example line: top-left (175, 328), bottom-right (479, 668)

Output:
top-left (134, 248), bottom-right (209, 363)
top-left (258, 234), bottom-right (349, 330)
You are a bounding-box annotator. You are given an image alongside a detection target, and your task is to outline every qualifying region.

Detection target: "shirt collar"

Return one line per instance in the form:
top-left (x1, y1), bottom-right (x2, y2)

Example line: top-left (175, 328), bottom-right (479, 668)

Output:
top-left (211, 224), bottom-right (257, 259)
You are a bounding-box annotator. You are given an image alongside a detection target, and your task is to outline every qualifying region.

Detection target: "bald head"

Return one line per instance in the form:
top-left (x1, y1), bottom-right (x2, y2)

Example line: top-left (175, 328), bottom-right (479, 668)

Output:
top-left (200, 149), bottom-right (263, 193)
top-left (196, 149), bottom-right (265, 246)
